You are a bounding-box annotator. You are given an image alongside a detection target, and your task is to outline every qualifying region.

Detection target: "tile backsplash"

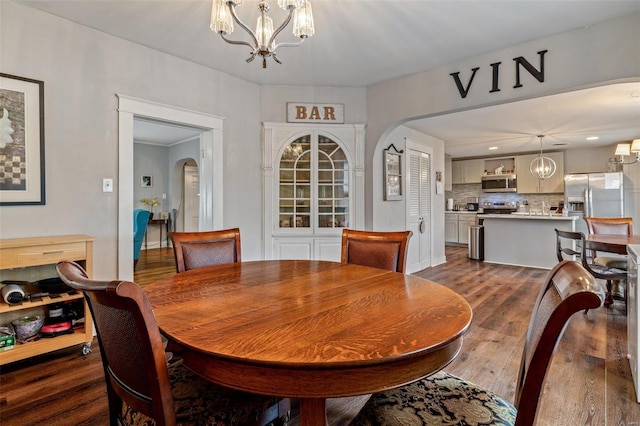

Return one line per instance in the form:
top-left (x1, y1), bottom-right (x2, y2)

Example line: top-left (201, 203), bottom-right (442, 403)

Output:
top-left (445, 184), bottom-right (563, 211)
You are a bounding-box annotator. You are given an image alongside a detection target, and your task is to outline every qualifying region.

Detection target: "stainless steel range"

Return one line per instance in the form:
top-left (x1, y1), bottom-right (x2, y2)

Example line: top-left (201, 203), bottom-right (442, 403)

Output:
top-left (481, 202), bottom-right (517, 214)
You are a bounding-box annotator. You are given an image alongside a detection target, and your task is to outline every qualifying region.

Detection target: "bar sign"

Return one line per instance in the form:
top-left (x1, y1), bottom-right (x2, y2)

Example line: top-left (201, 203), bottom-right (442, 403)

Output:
top-left (287, 103), bottom-right (344, 123)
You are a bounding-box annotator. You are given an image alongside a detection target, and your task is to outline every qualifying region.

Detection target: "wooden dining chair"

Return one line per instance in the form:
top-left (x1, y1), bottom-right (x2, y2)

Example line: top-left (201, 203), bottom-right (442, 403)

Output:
top-left (341, 229), bottom-right (412, 273)
top-left (56, 260), bottom-right (289, 426)
top-left (169, 228), bottom-right (241, 273)
top-left (581, 237), bottom-right (628, 310)
top-left (584, 216), bottom-right (633, 237)
top-left (555, 228), bottom-right (582, 262)
top-left (584, 216), bottom-right (632, 306)
top-left (351, 260), bottom-right (604, 426)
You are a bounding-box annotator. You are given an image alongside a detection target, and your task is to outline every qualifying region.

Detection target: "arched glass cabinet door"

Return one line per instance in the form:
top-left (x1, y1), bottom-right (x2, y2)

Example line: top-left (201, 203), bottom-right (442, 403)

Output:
top-left (317, 135), bottom-right (349, 228)
top-left (278, 134), bottom-right (350, 230)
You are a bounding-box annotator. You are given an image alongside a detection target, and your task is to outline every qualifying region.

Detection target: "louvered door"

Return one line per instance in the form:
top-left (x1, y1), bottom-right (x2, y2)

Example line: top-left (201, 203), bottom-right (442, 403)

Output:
top-left (406, 148), bottom-right (431, 273)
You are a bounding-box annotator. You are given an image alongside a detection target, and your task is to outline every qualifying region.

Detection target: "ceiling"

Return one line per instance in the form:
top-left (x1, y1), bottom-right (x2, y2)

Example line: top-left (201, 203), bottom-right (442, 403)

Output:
top-left (17, 0), bottom-right (640, 157)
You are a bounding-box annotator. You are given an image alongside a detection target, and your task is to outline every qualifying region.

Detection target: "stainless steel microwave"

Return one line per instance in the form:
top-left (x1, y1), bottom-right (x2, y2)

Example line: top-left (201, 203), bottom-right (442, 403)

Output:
top-left (481, 174), bottom-right (517, 193)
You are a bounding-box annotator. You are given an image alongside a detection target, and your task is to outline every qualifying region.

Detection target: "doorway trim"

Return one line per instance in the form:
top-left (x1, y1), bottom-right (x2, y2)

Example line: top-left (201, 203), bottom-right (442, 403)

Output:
top-left (117, 95), bottom-right (224, 280)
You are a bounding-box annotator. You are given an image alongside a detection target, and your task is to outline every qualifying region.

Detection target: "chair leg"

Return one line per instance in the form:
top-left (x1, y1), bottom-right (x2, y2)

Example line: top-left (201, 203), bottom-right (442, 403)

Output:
top-left (604, 280), bottom-right (614, 307)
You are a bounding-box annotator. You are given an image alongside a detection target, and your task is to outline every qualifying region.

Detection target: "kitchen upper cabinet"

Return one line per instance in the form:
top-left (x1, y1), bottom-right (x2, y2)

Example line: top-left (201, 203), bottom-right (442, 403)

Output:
top-left (452, 159), bottom-right (484, 184)
top-left (515, 152), bottom-right (565, 194)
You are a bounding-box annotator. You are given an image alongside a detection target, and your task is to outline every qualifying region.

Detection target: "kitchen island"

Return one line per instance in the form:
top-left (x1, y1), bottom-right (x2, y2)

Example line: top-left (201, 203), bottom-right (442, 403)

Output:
top-left (479, 214), bottom-right (578, 269)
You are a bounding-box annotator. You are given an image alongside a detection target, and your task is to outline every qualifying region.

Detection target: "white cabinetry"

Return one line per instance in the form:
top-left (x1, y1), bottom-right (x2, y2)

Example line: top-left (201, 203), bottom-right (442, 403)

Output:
top-left (458, 214), bottom-right (478, 244)
top-left (515, 152), bottom-right (565, 193)
top-left (263, 123), bottom-right (365, 261)
top-left (445, 213), bottom-right (477, 244)
top-left (628, 244), bottom-right (640, 403)
top-left (445, 213), bottom-right (459, 243)
top-left (452, 159), bottom-right (484, 184)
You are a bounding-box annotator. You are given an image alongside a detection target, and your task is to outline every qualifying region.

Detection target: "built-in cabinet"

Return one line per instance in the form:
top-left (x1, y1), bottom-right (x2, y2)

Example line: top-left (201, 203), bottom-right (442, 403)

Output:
top-left (0, 235), bottom-right (95, 365)
top-left (263, 123), bottom-right (365, 261)
top-left (451, 159), bottom-right (484, 184)
top-left (515, 152), bottom-right (565, 193)
top-left (445, 213), bottom-right (478, 244)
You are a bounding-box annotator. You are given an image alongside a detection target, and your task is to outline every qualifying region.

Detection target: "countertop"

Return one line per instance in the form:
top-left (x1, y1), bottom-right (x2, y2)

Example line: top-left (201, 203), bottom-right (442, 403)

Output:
top-left (478, 213), bottom-right (577, 221)
top-left (445, 211), bottom-right (479, 214)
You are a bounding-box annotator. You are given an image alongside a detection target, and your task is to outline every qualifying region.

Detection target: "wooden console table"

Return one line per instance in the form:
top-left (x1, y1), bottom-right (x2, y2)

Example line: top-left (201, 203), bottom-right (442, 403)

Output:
top-left (145, 218), bottom-right (169, 249)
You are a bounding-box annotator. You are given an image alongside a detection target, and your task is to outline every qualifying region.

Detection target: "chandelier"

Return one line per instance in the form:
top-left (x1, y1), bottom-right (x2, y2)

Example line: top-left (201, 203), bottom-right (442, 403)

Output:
top-left (210, 0), bottom-right (315, 68)
top-left (614, 139), bottom-right (640, 164)
top-left (529, 135), bottom-right (557, 180)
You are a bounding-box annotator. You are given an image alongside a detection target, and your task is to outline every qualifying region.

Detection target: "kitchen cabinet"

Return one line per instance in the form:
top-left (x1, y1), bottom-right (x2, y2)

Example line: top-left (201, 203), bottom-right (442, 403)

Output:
top-left (263, 123), bottom-right (365, 260)
top-left (445, 213), bottom-right (477, 244)
top-left (484, 157), bottom-right (515, 175)
top-left (445, 213), bottom-right (459, 243)
top-left (515, 152), bottom-right (564, 193)
top-left (0, 235), bottom-right (95, 365)
top-left (451, 159), bottom-right (484, 184)
top-left (458, 214), bottom-right (478, 244)
top-left (628, 244), bottom-right (640, 403)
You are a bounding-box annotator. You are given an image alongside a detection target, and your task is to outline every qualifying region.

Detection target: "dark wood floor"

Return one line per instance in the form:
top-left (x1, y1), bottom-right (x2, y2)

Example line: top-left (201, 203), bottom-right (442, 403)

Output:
top-left (1, 247), bottom-right (638, 425)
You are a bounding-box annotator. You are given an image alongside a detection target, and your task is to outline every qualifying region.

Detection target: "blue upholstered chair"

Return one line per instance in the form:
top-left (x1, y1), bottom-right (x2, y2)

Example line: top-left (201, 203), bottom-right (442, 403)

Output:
top-left (133, 209), bottom-right (151, 270)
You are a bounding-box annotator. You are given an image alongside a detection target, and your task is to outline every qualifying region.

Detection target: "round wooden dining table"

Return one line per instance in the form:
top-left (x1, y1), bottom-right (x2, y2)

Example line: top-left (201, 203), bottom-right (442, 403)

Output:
top-left (144, 260), bottom-right (472, 426)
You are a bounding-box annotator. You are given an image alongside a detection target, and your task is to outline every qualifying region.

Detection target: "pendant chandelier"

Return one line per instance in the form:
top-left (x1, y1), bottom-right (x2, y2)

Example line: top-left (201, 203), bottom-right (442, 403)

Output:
top-left (529, 135), bottom-right (556, 180)
top-left (210, 0), bottom-right (315, 69)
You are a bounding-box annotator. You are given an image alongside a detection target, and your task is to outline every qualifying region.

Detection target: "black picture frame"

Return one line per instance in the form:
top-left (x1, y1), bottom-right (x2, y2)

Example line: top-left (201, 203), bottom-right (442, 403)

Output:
top-left (0, 73), bottom-right (45, 205)
top-left (383, 144), bottom-right (403, 201)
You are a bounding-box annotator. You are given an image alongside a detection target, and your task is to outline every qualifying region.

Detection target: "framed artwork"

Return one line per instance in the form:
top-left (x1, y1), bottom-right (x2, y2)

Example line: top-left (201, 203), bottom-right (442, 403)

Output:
top-left (141, 175), bottom-right (152, 187)
top-left (0, 73), bottom-right (45, 206)
top-left (383, 144), bottom-right (403, 201)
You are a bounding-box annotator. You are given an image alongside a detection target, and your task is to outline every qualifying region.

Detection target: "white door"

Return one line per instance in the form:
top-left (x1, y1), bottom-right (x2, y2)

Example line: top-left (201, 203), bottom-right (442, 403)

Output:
top-left (406, 149), bottom-right (431, 273)
top-left (183, 165), bottom-right (200, 231)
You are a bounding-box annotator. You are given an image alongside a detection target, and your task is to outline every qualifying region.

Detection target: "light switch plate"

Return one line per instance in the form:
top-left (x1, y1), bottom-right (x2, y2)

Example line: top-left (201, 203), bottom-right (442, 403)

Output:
top-left (103, 178), bottom-right (113, 192)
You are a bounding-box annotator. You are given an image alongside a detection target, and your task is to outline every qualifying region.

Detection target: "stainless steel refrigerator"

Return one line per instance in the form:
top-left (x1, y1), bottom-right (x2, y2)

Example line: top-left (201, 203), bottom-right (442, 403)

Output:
top-left (565, 172), bottom-right (624, 235)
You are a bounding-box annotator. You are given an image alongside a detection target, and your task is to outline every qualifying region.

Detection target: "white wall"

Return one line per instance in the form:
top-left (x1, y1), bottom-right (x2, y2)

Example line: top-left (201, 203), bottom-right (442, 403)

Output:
top-left (261, 86), bottom-right (367, 124)
top-left (372, 126), bottom-right (446, 266)
top-left (0, 2), bottom-right (263, 277)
